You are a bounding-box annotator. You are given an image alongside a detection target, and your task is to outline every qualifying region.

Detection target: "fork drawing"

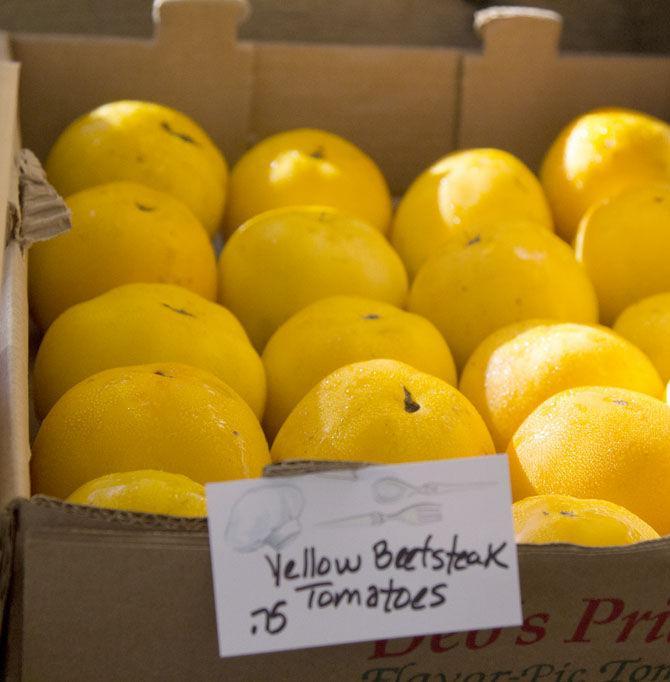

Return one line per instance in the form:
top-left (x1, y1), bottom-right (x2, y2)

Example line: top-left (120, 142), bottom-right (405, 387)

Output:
top-left (372, 477), bottom-right (497, 504)
top-left (318, 503), bottom-right (443, 528)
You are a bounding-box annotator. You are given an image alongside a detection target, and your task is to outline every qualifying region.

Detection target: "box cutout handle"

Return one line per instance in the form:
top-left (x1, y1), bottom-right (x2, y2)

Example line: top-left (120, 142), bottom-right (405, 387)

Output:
top-left (153, 0), bottom-right (250, 47)
top-left (475, 6), bottom-right (562, 61)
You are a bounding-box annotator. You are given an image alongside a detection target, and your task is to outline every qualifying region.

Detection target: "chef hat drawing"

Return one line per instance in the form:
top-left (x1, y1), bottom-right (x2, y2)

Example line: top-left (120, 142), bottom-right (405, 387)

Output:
top-left (225, 485), bottom-right (305, 552)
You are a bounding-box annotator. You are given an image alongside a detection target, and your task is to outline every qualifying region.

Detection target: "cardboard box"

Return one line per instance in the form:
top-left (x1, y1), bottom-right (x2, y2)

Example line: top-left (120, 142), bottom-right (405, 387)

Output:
top-left (1, 2), bottom-right (670, 679)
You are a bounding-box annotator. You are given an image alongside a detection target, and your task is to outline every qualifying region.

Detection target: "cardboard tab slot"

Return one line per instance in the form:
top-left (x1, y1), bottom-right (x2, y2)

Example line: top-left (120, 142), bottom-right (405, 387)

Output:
top-left (475, 7), bottom-right (563, 60)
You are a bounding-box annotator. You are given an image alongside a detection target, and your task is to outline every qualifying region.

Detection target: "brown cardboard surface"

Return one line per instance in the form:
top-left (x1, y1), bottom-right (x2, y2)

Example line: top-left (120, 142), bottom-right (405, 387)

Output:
top-left (2, 2), bottom-right (670, 679)
top-left (3, 498), bottom-right (670, 681)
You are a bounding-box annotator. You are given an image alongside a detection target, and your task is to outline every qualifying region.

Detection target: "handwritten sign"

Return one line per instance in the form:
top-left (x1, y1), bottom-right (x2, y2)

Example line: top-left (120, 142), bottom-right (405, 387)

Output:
top-left (206, 456), bottom-right (522, 658)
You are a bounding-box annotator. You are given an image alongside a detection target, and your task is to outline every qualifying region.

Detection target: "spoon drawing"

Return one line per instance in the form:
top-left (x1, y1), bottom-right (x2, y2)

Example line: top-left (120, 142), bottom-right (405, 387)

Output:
top-left (372, 477), bottom-right (497, 504)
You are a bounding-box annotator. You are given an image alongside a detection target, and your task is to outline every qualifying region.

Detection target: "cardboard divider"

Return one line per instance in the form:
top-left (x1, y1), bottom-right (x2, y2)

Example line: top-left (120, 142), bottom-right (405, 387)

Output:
top-left (11, 1), bottom-right (670, 184)
top-left (10, 0), bottom-right (461, 193)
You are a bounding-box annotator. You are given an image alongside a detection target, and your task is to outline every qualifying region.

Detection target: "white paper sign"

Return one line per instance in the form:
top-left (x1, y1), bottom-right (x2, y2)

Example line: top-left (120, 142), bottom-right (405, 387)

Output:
top-left (207, 455), bottom-right (521, 658)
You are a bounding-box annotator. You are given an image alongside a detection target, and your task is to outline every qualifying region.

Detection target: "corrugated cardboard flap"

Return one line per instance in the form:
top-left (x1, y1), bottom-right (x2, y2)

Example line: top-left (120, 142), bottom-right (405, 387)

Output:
top-left (264, 460), bottom-right (373, 477)
top-left (16, 495), bottom-right (209, 532)
top-left (3, 148), bottom-right (69, 249)
top-left (8, 494), bottom-right (670, 557)
top-left (0, 495), bottom-right (212, 674)
top-left (14, 149), bottom-right (70, 246)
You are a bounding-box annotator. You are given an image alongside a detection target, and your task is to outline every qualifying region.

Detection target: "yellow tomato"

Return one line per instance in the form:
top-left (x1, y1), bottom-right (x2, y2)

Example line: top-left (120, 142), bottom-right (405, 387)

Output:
top-left (408, 221), bottom-right (598, 368)
top-left (29, 182), bottom-right (217, 329)
top-left (271, 359), bottom-right (494, 465)
top-left (614, 292), bottom-right (670, 384)
top-left (576, 184), bottom-right (670, 324)
top-left (32, 363), bottom-right (270, 499)
top-left (460, 321), bottom-right (664, 450)
top-left (541, 108), bottom-right (670, 241)
top-left (392, 148), bottom-right (552, 277)
top-left (46, 100), bottom-right (227, 235)
top-left (262, 296), bottom-right (456, 440)
top-left (67, 470), bottom-right (207, 517)
top-left (513, 495), bottom-right (659, 546)
top-left (219, 206), bottom-right (408, 350)
top-left (34, 283), bottom-right (265, 419)
top-left (508, 386), bottom-right (670, 536)
top-left (226, 128), bottom-right (391, 236)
